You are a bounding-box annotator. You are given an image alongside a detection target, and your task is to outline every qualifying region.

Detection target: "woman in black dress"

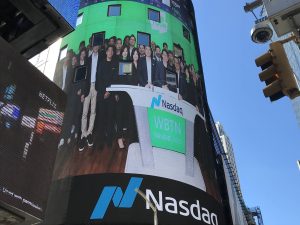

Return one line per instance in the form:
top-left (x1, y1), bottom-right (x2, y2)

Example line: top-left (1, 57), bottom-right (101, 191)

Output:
top-left (129, 48), bottom-right (139, 86)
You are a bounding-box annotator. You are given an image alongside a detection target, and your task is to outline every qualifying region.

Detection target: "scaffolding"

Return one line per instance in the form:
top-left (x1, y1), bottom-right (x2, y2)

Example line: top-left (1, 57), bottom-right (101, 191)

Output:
top-left (249, 207), bottom-right (264, 225)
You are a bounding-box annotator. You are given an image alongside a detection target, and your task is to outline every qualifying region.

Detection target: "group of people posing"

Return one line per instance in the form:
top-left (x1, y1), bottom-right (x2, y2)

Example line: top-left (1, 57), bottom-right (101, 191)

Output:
top-left (54, 34), bottom-right (204, 151)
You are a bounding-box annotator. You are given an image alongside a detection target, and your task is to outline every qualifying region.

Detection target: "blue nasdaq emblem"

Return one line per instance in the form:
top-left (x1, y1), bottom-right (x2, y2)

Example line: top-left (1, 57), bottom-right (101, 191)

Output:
top-left (91, 177), bottom-right (143, 220)
top-left (151, 95), bottom-right (162, 108)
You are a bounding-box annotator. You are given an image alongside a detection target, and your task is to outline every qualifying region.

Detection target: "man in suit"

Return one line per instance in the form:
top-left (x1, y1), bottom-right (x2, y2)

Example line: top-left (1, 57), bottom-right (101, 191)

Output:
top-left (138, 44), bottom-right (146, 58)
top-left (154, 45), bottom-right (162, 62)
top-left (95, 45), bottom-right (118, 146)
top-left (79, 44), bottom-right (101, 151)
top-left (128, 34), bottom-right (137, 60)
top-left (174, 57), bottom-right (187, 99)
top-left (138, 46), bottom-right (156, 88)
top-left (155, 49), bottom-right (176, 90)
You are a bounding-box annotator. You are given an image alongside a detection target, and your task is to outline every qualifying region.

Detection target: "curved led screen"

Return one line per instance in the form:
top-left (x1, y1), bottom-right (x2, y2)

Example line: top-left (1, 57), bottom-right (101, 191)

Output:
top-left (46, 1), bottom-right (229, 225)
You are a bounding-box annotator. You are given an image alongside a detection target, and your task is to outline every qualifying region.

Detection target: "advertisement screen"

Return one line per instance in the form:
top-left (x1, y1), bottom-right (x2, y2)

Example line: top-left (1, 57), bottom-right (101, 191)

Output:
top-left (45, 0), bottom-right (228, 224)
top-left (0, 38), bottom-right (66, 220)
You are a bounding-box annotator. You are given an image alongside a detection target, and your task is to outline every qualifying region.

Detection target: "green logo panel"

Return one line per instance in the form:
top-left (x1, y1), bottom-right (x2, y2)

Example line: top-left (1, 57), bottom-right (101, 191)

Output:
top-left (148, 108), bottom-right (186, 154)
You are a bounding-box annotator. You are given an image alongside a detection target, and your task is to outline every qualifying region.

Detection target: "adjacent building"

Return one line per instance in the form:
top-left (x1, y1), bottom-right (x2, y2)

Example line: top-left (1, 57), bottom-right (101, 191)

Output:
top-left (29, 39), bottom-right (62, 81)
top-left (215, 122), bottom-right (251, 225)
top-left (275, 34), bottom-right (300, 127)
top-left (215, 122), bottom-right (241, 191)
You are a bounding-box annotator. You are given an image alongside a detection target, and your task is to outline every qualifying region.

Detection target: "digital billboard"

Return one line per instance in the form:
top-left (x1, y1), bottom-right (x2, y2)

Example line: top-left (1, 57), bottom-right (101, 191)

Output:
top-left (0, 37), bottom-right (66, 221)
top-left (45, 0), bottom-right (230, 224)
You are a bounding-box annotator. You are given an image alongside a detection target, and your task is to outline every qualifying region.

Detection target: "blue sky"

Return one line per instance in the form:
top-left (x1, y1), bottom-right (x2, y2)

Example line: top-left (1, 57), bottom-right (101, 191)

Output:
top-left (193, 1), bottom-right (300, 225)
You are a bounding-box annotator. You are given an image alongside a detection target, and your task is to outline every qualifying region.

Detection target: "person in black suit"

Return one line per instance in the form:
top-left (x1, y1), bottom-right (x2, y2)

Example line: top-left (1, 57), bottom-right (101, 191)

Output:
top-left (154, 49), bottom-right (172, 89)
top-left (115, 38), bottom-right (122, 57)
top-left (184, 66), bottom-right (198, 108)
top-left (174, 57), bottom-right (187, 100)
top-left (138, 44), bottom-right (146, 58)
top-left (78, 44), bottom-right (101, 151)
top-left (123, 35), bottom-right (130, 47)
top-left (168, 51), bottom-right (176, 71)
top-left (137, 46), bottom-right (156, 88)
top-left (128, 34), bottom-right (137, 60)
top-left (95, 45), bottom-right (118, 147)
top-left (190, 65), bottom-right (202, 112)
top-left (154, 45), bottom-right (162, 62)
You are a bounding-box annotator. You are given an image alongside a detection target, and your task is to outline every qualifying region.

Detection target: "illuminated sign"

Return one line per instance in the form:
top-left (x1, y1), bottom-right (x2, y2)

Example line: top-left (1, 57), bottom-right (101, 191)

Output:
top-left (148, 108), bottom-right (186, 154)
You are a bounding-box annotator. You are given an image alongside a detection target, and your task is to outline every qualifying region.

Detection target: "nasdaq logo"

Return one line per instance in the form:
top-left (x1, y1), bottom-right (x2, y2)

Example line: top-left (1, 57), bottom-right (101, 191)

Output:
top-left (151, 95), bottom-right (162, 108)
top-left (151, 95), bottom-right (183, 116)
top-left (90, 177), bottom-right (143, 220)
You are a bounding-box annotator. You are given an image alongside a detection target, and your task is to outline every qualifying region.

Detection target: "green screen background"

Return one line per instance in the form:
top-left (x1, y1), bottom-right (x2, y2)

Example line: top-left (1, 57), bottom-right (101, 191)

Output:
top-left (61, 1), bottom-right (199, 70)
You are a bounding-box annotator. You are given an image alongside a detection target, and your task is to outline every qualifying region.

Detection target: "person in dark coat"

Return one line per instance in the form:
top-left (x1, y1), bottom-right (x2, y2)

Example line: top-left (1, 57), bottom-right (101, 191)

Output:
top-left (184, 66), bottom-right (198, 108)
top-left (154, 49), bottom-right (172, 89)
top-left (137, 46), bottom-right (156, 88)
top-left (128, 34), bottom-right (137, 60)
top-left (174, 57), bottom-right (187, 99)
top-left (95, 45), bottom-right (118, 147)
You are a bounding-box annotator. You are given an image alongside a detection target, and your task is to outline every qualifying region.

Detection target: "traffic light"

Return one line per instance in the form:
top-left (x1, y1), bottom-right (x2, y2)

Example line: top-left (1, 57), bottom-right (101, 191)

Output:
top-left (255, 40), bottom-right (300, 102)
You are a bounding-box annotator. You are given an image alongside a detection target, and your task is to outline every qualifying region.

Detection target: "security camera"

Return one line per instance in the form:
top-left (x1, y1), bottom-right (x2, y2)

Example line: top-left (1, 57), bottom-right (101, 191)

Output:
top-left (251, 20), bottom-right (273, 44)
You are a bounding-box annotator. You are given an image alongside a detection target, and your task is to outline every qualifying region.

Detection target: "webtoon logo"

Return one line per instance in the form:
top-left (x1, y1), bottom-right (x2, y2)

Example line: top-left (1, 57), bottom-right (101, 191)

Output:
top-left (90, 177), bottom-right (143, 220)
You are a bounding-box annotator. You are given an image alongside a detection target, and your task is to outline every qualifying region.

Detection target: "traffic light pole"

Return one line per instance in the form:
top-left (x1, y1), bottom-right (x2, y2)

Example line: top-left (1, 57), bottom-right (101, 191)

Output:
top-left (255, 35), bottom-right (300, 101)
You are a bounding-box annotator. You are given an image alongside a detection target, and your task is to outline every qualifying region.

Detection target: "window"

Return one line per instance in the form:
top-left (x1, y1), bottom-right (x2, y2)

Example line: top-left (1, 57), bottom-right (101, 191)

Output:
top-left (137, 32), bottom-right (151, 47)
top-left (108, 4), bottom-right (121, 16)
top-left (183, 26), bottom-right (190, 42)
top-left (148, 8), bottom-right (160, 22)
top-left (59, 45), bottom-right (68, 61)
top-left (91, 32), bottom-right (105, 47)
top-left (76, 13), bottom-right (83, 26)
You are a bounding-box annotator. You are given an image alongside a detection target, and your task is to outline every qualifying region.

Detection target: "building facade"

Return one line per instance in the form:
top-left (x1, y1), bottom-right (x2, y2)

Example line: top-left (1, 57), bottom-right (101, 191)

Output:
top-left (215, 122), bottom-right (241, 191)
top-left (282, 40), bottom-right (300, 127)
top-left (29, 39), bottom-right (62, 81)
top-left (215, 122), bottom-right (250, 225)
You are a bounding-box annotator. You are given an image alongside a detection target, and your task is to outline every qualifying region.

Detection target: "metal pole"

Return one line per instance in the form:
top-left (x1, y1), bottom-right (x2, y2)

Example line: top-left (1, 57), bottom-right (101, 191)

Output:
top-left (135, 189), bottom-right (158, 225)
